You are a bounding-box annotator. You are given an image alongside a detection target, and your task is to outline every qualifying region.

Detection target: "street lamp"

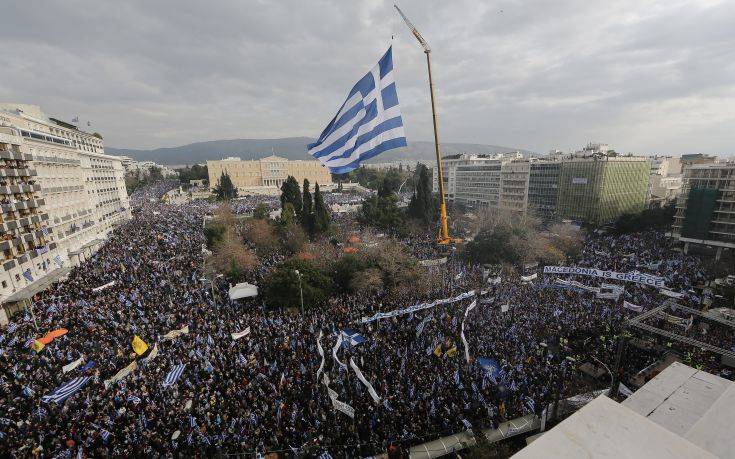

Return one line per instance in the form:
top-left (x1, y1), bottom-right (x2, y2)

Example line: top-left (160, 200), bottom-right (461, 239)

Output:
top-left (294, 269), bottom-right (304, 315)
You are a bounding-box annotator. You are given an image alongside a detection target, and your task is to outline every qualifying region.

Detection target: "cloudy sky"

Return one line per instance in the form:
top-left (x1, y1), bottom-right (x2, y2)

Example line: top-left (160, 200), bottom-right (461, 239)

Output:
top-left (1, 0), bottom-right (733, 155)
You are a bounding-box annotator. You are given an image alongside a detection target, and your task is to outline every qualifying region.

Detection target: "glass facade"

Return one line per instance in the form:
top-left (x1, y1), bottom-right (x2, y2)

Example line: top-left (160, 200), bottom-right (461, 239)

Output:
top-left (556, 158), bottom-right (650, 225)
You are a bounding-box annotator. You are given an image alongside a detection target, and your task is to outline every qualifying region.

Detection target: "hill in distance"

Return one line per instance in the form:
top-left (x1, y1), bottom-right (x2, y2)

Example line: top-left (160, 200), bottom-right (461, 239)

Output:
top-left (106, 137), bottom-right (534, 166)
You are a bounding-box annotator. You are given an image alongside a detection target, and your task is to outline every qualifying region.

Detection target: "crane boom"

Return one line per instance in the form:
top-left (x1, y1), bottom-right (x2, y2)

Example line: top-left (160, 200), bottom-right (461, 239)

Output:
top-left (394, 4), bottom-right (459, 244)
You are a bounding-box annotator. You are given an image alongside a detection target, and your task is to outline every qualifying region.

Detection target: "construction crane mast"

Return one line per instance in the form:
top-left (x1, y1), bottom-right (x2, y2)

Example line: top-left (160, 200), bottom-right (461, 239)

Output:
top-left (395, 5), bottom-right (460, 245)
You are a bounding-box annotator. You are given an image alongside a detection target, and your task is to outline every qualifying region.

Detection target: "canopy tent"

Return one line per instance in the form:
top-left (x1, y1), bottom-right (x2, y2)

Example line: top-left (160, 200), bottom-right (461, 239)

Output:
top-left (228, 283), bottom-right (258, 300)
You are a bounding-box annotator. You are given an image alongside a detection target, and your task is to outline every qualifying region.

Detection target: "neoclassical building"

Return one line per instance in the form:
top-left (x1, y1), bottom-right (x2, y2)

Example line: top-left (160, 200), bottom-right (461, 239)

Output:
top-left (207, 155), bottom-right (332, 193)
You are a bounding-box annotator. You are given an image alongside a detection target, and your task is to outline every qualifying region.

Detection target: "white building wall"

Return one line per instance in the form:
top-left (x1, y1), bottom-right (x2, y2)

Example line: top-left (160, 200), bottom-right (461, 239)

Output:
top-left (0, 105), bottom-right (130, 307)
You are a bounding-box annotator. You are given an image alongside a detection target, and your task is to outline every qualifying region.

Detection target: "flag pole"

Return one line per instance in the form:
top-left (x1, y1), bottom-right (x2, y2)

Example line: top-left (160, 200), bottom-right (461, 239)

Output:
top-left (395, 5), bottom-right (457, 245)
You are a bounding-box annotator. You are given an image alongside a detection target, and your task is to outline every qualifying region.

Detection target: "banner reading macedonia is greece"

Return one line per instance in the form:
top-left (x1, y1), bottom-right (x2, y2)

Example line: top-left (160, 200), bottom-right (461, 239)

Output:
top-left (543, 266), bottom-right (665, 288)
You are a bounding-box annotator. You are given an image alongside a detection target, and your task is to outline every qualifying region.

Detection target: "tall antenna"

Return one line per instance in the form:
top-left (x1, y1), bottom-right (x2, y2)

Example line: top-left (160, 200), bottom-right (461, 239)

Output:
top-left (394, 4), bottom-right (458, 245)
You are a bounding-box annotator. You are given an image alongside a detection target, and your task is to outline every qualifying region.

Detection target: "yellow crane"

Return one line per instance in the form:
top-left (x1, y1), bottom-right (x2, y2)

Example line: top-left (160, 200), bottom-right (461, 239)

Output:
top-left (395, 5), bottom-right (461, 245)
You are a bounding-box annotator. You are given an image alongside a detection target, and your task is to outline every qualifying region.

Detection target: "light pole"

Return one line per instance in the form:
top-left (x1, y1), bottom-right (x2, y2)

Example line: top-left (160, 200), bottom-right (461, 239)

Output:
top-left (294, 270), bottom-right (304, 315)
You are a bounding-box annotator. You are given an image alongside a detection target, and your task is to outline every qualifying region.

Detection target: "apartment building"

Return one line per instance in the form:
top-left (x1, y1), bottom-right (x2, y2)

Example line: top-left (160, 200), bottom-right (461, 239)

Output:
top-left (671, 162), bottom-right (735, 260)
top-left (0, 104), bottom-right (130, 316)
top-left (207, 155), bottom-right (332, 193)
top-left (432, 153), bottom-right (509, 201)
top-left (647, 156), bottom-right (683, 208)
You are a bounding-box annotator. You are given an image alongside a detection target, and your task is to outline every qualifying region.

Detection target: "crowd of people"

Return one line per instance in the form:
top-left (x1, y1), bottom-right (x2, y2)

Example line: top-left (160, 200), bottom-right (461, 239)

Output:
top-left (0, 183), bottom-right (731, 457)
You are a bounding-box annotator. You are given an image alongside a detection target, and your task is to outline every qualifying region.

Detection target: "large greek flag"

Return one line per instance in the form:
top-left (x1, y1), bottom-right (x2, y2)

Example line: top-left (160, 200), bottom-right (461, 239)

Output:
top-left (308, 47), bottom-right (407, 174)
top-left (41, 376), bottom-right (91, 404)
top-left (163, 363), bottom-right (186, 387)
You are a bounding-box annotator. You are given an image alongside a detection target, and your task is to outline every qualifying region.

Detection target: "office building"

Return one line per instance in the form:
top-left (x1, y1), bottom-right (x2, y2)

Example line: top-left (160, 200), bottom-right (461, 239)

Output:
top-left (528, 161), bottom-right (561, 218)
top-left (432, 153), bottom-right (507, 201)
top-left (556, 156), bottom-right (650, 225)
top-left (0, 104), bottom-right (130, 315)
top-left (671, 161), bottom-right (735, 259)
top-left (207, 155), bottom-right (332, 193)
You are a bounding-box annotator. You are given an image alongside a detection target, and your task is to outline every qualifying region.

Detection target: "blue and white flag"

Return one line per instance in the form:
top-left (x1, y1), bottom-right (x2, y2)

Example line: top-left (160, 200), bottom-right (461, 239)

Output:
top-left (341, 328), bottom-right (366, 347)
top-left (41, 376), bottom-right (91, 404)
top-left (23, 269), bottom-right (33, 283)
top-left (308, 47), bottom-right (407, 174)
top-left (163, 363), bottom-right (186, 387)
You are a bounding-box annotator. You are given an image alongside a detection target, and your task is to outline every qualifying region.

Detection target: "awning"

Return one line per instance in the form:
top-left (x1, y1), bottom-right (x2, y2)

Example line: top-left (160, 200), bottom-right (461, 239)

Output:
top-left (228, 282), bottom-right (258, 300)
top-left (2, 266), bottom-right (73, 303)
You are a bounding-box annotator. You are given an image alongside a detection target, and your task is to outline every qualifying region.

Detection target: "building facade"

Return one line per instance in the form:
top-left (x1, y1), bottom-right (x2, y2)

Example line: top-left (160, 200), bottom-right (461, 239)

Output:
top-left (647, 156), bottom-right (682, 208)
top-left (671, 162), bottom-right (735, 259)
top-left (0, 104), bottom-right (130, 314)
top-left (556, 156), bottom-right (650, 225)
top-left (528, 161), bottom-right (561, 218)
top-left (207, 155), bottom-right (332, 193)
top-left (432, 153), bottom-right (509, 201)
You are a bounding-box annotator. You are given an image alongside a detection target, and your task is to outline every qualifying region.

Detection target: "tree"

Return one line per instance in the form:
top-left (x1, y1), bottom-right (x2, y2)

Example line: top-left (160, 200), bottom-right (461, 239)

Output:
top-left (253, 202), bottom-right (269, 220)
top-left (245, 218), bottom-right (280, 256)
top-left (302, 179), bottom-right (314, 234)
top-left (148, 166), bottom-right (164, 182)
top-left (280, 176), bottom-right (302, 219)
top-left (263, 259), bottom-right (334, 311)
top-left (312, 182), bottom-right (331, 234)
top-left (280, 202), bottom-right (296, 227)
top-left (214, 172), bottom-right (237, 200)
top-left (208, 231), bottom-right (259, 281)
top-left (408, 164), bottom-right (436, 224)
top-left (359, 192), bottom-right (406, 236)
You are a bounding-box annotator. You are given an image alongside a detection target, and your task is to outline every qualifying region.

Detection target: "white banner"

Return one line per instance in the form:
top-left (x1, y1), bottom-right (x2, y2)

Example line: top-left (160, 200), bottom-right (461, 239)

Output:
top-left (419, 257), bottom-right (447, 267)
top-left (660, 289), bottom-right (684, 299)
top-left (92, 281), bottom-right (116, 292)
top-left (357, 291), bottom-right (476, 324)
top-left (332, 333), bottom-right (347, 369)
top-left (141, 343), bottom-right (158, 364)
top-left (104, 361), bottom-right (137, 390)
top-left (623, 301), bottom-right (643, 313)
top-left (465, 299), bottom-right (477, 318)
top-left (555, 278), bottom-right (600, 293)
top-left (349, 358), bottom-right (380, 404)
top-left (520, 273), bottom-right (538, 282)
top-left (332, 397), bottom-right (355, 418)
top-left (62, 356), bottom-right (84, 374)
top-left (501, 304), bottom-right (510, 313)
top-left (231, 327), bottom-right (251, 340)
top-left (162, 325), bottom-right (189, 341)
top-left (487, 276), bottom-right (501, 285)
top-left (544, 266), bottom-right (664, 288)
top-left (316, 331), bottom-right (325, 382)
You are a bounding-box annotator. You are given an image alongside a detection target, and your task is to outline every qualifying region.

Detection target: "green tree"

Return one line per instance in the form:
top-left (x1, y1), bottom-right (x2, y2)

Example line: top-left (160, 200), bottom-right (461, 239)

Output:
top-left (302, 179), bottom-right (314, 234)
top-left (359, 192), bottom-right (406, 236)
top-left (253, 202), bottom-right (269, 220)
top-left (214, 171), bottom-right (237, 200)
top-left (280, 202), bottom-right (296, 227)
top-left (280, 176), bottom-right (303, 219)
top-left (263, 259), bottom-right (334, 311)
top-left (312, 182), bottom-right (331, 235)
top-left (332, 253), bottom-right (374, 293)
top-left (408, 164), bottom-right (435, 224)
top-left (148, 165), bottom-right (164, 182)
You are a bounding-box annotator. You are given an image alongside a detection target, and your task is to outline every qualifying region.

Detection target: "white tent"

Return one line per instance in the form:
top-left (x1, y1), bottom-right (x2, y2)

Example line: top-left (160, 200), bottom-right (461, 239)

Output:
top-left (228, 283), bottom-right (258, 300)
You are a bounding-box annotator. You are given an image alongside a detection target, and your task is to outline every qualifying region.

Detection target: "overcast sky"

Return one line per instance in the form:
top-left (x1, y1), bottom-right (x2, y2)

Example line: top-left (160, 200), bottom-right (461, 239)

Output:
top-left (1, 0), bottom-right (733, 155)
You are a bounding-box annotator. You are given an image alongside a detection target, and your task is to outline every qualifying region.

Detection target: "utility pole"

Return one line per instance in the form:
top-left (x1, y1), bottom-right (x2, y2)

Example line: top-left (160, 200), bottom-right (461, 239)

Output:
top-left (295, 270), bottom-right (304, 315)
top-left (395, 5), bottom-right (459, 245)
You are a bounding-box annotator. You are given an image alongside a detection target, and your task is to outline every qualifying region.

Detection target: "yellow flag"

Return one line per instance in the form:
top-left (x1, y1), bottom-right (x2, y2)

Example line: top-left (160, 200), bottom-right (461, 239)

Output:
top-left (433, 343), bottom-right (443, 358)
top-left (31, 339), bottom-right (45, 353)
top-left (132, 335), bottom-right (148, 356)
top-left (446, 345), bottom-right (458, 358)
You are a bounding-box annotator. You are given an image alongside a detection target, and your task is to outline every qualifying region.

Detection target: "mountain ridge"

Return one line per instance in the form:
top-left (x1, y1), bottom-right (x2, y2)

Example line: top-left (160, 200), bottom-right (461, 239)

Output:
top-left (106, 137), bottom-right (535, 165)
